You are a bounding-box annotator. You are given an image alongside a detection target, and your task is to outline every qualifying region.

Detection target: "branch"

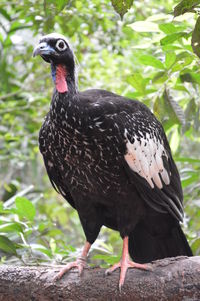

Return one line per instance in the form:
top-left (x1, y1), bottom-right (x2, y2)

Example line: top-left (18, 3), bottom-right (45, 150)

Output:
top-left (0, 256), bottom-right (200, 300)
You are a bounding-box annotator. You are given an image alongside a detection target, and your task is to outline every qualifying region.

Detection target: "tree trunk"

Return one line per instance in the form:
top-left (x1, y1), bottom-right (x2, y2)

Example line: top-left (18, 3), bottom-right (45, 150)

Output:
top-left (0, 256), bottom-right (200, 301)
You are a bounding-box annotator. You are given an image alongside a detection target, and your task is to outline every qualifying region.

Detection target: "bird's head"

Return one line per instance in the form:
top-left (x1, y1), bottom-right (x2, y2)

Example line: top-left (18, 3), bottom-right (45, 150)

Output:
top-left (33, 33), bottom-right (76, 93)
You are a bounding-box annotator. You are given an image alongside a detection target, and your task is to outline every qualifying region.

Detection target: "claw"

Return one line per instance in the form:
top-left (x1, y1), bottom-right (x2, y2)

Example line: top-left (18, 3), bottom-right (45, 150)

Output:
top-left (105, 262), bottom-right (121, 275)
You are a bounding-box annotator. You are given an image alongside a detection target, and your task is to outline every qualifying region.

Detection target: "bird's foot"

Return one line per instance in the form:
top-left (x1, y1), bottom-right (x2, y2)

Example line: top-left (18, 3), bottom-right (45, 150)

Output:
top-left (106, 259), bottom-right (150, 291)
top-left (54, 241), bottom-right (91, 281)
top-left (54, 256), bottom-right (87, 281)
top-left (105, 237), bottom-right (152, 290)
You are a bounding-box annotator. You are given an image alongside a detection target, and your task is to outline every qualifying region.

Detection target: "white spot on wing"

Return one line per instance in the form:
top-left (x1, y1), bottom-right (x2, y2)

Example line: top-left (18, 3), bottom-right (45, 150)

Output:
top-left (124, 130), bottom-right (170, 189)
top-left (161, 168), bottom-right (170, 185)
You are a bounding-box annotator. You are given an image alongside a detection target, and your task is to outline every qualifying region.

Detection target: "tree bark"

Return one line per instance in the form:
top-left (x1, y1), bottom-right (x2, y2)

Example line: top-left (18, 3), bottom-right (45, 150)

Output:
top-left (0, 256), bottom-right (200, 301)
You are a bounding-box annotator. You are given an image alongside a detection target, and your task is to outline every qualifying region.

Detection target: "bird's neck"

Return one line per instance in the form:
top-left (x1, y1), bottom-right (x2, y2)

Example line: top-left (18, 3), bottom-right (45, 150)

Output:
top-left (51, 63), bottom-right (77, 95)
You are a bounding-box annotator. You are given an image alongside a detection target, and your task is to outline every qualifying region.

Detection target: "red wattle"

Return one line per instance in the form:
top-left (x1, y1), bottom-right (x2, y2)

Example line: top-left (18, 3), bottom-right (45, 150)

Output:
top-left (56, 65), bottom-right (68, 93)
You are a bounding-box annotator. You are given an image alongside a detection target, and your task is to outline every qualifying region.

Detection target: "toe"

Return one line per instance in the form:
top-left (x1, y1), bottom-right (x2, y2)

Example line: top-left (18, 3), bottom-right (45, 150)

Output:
top-left (129, 261), bottom-right (152, 271)
top-left (54, 261), bottom-right (86, 281)
top-left (119, 265), bottom-right (127, 291)
top-left (105, 262), bottom-right (121, 275)
top-left (78, 263), bottom-right (84, 275)
top-left (54, 264), bottom-right (72, 280)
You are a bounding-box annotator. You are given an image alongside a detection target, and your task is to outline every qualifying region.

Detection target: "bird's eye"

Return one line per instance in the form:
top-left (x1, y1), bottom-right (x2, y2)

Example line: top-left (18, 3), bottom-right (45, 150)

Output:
top-left (56, 39), bottom-right (67, 51)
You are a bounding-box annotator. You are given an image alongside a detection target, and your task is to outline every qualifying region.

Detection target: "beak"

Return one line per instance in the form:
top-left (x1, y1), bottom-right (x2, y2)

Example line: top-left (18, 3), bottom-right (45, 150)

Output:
top-left (33, 42), bottom-right (56, 57)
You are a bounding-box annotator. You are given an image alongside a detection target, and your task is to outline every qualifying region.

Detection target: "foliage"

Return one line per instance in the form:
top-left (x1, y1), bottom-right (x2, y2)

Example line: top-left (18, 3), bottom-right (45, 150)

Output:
top-left (0, 0), bottom-right (199, 266)
top-left (111, 0), bottom-right (134, 19)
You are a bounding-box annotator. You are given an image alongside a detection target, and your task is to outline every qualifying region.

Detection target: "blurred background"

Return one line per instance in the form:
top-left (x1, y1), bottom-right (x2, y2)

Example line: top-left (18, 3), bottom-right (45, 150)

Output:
top-left (0, 0), bottom-right (199, 266)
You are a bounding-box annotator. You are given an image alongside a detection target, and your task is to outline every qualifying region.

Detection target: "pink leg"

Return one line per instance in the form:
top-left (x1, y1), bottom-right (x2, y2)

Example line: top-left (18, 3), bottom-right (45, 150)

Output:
top-left (54, 241), bottom-right (91, 280)
top-left (106, 236), bottom-right (151, 291)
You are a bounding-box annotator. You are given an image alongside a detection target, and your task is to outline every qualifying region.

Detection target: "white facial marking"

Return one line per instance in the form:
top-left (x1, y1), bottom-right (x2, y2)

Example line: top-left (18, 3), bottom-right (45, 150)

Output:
top-left (56, 39), bottom-right (68, 52)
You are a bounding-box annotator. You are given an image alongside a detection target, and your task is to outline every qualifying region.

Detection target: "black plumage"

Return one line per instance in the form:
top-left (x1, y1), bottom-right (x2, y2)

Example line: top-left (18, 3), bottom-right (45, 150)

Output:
top-left (33, 33), bottom-right (192, 288)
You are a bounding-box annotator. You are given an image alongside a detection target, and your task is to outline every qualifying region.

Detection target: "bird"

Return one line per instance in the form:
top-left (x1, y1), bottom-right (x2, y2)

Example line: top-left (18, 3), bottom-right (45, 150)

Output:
top-left (33, 33), bottom-right (192, 290)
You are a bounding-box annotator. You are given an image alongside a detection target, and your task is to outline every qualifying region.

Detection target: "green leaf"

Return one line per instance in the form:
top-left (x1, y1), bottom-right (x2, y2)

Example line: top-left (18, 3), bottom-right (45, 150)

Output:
top-left (180, 72), bottom-right (200, 84)
top-left (182, 172), bottom-right (199, 188)
top-left (160, 32), bottom-right (188, 45)
top-left (0, 202), bottom-right (3, 212)
top-left (50, 238), bottom-right (56, 253)
top-left (138, 55), bottom-right (165, 69)
top-left (55, 0), bottom-right (67, 12)
top-left (152, 71), bottom-right (168, 84)
top-left (153, 89), bottom-right (185, 128)
top-left (192, 16), bottom-right (200, 58)
top-left (169, 125), bottom-right (180, 153)
top-left (8, 23), bottom-right (32, 34)
top-left (174, 0), bottom-right (200, 17)
top-left (33, 247), bottom-right (52, 258)
top-left (0, 235), bottom-right (17, 255)
top-left (30, 244), bottom-right (53, 258)
top-left (172, 60), bottom-right (193, 73)
top-left (165, 52), bottom-right (176, 69)
top-left (15, 197), bottom-right (36, 222)
top-left (92, 254), bottom-right (120, 265)
top-left (128, 21), bottom-right (160, 32)
top-left (184, 98), bottom-right (198, 123)
top-left (159, 23), bottom-right (178, 35)
top-left (0, 222), bottom-right (23, 233)
top-left (111, 0), bottom-right (133, 19)
top-left (164, 90), bottom-right (185, 125)
top-left (147, 13), bottom-right (170, 22)
top-left (0, 8), bottom-right (11, 21)
top-left (175, 157), bottom-right (200, 163)
top-left (126, 73), bottom-right (146, 93)
top-left (173, 84), bottom-right (189, 93)
top-left (191, 238), bottom-right (200, 254)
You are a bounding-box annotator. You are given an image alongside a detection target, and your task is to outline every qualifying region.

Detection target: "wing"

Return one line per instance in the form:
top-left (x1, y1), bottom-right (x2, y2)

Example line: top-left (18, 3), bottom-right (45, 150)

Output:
top-left (43, 154), bottom-right (76, 209)
top-left (82, 91), bottom-right (184, 221)
top-left (82, 91), bottom-right (183, 222)
top-left (39, 120), bottom-right (76, 209)
top-left (121, 108), bottom-right (183, 222)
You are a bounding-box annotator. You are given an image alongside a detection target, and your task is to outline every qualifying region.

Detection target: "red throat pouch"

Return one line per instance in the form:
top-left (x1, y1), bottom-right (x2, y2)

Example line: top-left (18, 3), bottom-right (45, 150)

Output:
top-left (56, 65), bottom-right (68, 93)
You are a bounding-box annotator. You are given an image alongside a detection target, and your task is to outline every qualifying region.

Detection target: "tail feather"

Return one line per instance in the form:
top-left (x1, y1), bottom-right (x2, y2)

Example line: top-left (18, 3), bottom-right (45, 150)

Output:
top-left (129, 214), bottom-right (192, 263)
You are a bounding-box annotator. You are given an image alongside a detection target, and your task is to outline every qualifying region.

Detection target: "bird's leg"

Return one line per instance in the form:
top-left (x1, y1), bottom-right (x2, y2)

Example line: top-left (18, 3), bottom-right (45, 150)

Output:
top-left (106, 236), bottom-right (150, 291)
top-left (54, 241), bottom-right (91, 280)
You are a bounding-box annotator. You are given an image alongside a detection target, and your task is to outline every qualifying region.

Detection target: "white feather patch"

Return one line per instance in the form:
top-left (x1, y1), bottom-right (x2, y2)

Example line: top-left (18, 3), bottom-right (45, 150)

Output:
top-left (124, 131), bottom-right (170, 189)
top-left (161, 168), bottom-right (170, 185)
